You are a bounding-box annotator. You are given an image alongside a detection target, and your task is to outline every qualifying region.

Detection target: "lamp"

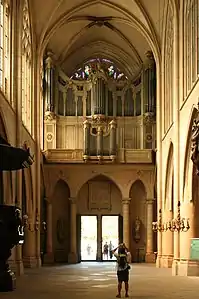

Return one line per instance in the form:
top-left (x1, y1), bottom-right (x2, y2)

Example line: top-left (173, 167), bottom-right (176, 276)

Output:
top-left (167, 201), bottom-right (190, 232)
top-left (152, 209), bottom-right (167, 232)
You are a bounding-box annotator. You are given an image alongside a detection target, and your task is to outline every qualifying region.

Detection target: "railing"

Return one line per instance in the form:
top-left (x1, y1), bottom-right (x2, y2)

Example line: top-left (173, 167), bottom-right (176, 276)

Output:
top-left (43, 148), bottom-right (154, 164)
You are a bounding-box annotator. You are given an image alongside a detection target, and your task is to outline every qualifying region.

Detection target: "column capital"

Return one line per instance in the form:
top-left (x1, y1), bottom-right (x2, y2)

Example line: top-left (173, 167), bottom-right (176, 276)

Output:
top-left (69, 197), bottom-right (77, 204)
top-left (146, 198), bottom-right (155, 204)
top-left (122, 198), bottom-right (131, 204)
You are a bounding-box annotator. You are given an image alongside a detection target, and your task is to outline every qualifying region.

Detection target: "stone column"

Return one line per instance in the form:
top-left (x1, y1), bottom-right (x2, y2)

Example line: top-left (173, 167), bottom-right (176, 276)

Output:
top-left (178, 202), bottom-right (195, 276)
top-left (97, 215), bottom-right (102, 261)
top-left (97, 126), bottom-right (103, 160)
top-left (146, 199), bottom-right (155, 263)
top-left (83, 120), bottom-right (90, 160)
top-left (122, 198), bottom-right (130, 249)
top-left (44, 201), bottom-right (54, 263)
top-left (162, 210), bottom-right (174, 268)
top-left (68, 197), bottom-right (77, 263)
top-left (109, 119), bottom-right (117, 161)
top-left (23, 216), bottom-right (37, 268)
top-left (15, 172), bottom-right (24, 275)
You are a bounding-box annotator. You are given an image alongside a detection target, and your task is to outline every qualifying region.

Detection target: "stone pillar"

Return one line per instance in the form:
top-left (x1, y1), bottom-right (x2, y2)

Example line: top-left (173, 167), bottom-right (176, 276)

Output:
top-left (44, 51), bottom-right (55, 112)
top-left (68, 198), bottom-right (77, 263)
top-left (162, 211), bottom-right (174, 268)
top-left (97, 126), bottom-right (103, 159)
top-left (178, 202), bottom-right (196, 276)
top-left (156, 209), bottom-right (163, 268)
top-left (146, 199), bottom-right (155, 263)
top-left (23, 216), bottom-right (37, 268)
top-left (109, 119), bottom-right (117, 161)
top-left (83, 120), bottom-right (90, 160)
top-left (15, 171), bottom-right (24, 276)
top-left (97, 215), bottom-right (102, 261)
top-left (122, 198), bottom-right (130, 249)
top-left (44, 201), bottom-right (54, 263)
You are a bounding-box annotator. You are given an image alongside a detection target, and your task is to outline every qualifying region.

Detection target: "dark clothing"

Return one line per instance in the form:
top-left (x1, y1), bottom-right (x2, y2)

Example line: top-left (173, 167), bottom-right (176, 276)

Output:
top-left (117, 268), bottom-right (129, 282)
top-left (103, 244), bottom-right (108, 255)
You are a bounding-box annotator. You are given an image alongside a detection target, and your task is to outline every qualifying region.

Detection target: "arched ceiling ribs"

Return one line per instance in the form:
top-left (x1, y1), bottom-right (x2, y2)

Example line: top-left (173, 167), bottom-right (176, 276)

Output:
top-left (134, 0), bottom-right (160, 52)
top-left (57, 17), bottom-right (142, 65)
top-left (38, 0), bottom-right (160, 65)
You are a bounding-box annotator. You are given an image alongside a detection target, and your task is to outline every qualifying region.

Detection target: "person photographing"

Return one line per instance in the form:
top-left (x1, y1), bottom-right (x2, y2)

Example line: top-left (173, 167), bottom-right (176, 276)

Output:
top-left (112, 243), bottom-right (131, 298)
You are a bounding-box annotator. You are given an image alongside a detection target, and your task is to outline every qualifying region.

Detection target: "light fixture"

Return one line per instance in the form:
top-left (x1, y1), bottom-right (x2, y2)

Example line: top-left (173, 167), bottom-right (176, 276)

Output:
top-left (152, 209), bottom-right (167, 232)
top-left (167, 201), bottom-right (190, 232)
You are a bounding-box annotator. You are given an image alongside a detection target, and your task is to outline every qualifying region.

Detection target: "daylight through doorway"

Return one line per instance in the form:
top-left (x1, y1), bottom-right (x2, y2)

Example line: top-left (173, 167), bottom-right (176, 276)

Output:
top-left (81, 216), bottom-right (97, 261)
top-left (102, 216), bottom-right (118, 261)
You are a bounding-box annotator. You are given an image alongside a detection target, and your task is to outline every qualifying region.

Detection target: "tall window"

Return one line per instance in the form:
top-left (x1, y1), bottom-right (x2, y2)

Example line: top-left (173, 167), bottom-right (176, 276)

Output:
top-left (164, 2), bottom-right (174, 133)
top-left (184, 0), bottom-right (199, 98)
top-left (21, 0), bottom-right (32, 133)
top-left (0, 0), bottom-right (9, 96)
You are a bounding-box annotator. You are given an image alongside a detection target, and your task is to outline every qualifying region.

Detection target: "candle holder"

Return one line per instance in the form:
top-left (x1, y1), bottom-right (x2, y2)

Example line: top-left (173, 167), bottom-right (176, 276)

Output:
top-left (167, 201), bottom-right (190, 232)
top-left (152, 209), bottom-right (167, 232)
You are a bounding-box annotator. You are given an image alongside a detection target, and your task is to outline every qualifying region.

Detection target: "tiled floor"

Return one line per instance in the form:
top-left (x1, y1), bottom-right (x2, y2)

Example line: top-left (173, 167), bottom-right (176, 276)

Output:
top-left (0, 262), bottom-right (199, 299)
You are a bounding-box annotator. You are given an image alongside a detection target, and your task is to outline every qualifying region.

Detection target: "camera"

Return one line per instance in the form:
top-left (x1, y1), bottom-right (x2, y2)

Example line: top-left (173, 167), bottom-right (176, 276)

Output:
top-left (0, 205), bottom-right (24, 292)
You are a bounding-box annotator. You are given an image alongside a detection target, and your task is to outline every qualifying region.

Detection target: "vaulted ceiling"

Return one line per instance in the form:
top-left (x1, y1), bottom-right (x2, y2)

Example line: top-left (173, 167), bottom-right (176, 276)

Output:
top-left (30, 0), bottom-right (167, 80)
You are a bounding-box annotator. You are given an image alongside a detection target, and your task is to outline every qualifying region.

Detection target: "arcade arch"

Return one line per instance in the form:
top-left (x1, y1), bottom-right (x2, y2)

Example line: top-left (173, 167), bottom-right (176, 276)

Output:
top-left (51, 179), bottom-right (70, 263)
top-left (129, 179), bottom-right (147, 262)
top-left (76, 175), bottom-right (122, 262)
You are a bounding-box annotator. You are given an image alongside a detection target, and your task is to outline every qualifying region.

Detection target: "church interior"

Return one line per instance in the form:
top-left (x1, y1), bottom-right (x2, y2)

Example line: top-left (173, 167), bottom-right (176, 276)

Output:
top-left (1, 1), bottom-right (199, 293)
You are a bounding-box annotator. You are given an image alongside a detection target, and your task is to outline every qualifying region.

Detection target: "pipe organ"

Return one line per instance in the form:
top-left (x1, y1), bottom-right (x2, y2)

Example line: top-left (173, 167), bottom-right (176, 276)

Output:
top-left (43, 55), bottom-right (156, 161)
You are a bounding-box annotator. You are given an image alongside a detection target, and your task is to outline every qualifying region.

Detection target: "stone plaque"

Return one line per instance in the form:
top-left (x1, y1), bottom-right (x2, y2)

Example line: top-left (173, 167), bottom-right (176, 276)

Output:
top-left (190, 238), bottom-right (199, 260)
top-left (88, 181), bottom-right (111, 210)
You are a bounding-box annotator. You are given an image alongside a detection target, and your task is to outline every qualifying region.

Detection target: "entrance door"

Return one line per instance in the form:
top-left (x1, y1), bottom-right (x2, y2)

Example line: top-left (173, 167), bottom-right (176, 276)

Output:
top-left (80, 216), bottom-right (97, 261)
top-left (102, 215), bottom-right (119, 261)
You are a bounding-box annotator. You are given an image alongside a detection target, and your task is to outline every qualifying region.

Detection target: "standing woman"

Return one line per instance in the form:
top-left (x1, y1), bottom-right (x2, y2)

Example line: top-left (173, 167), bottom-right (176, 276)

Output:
top-left (112, 243), bottom-right (131, 298)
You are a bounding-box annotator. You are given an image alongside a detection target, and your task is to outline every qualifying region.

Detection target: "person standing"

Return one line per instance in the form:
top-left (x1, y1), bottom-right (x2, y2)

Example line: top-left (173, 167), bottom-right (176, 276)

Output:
top-left (103, 242), bottom-right (109, 260)
top-left (87, 244), bottom-right (91, 256)
top-left (112, 243), bottom-right (131, 298)
top-left (109, 241), bottom-right (113, 259)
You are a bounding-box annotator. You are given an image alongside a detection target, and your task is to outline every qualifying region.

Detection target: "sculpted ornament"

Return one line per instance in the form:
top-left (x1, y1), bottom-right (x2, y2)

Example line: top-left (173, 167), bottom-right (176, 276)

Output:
top-left (133, 217), bottom-right (141, 243)
top-left (191, 114), bottom-right (199, 175)
top-left (143, 112), bottom-right (155, 125)
top-left (44, 111), bottom-right (56, 121)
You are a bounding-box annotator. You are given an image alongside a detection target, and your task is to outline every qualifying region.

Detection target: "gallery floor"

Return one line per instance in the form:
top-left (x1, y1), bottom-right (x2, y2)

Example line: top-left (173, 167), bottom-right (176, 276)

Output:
top-left (1, 263), bottom-right (199, 299)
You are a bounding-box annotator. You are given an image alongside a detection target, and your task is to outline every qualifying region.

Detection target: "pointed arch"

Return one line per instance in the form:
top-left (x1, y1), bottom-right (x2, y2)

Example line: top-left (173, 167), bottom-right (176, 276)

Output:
top-left (183, 106), bottom-right (198, 201)
top-left (129, 179), bottom-right (147, 199)
top-left (76, 173), bottom-right (123, 198)
top-left (53, 179), bottom-right (70, 197)
top-left (21, 0), bottom-right (33, 133)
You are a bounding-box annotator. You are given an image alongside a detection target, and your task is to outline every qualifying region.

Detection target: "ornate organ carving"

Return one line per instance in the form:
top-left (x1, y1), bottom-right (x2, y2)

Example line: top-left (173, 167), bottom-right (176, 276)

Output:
top-left (43, 57), bottom-right (157, 159)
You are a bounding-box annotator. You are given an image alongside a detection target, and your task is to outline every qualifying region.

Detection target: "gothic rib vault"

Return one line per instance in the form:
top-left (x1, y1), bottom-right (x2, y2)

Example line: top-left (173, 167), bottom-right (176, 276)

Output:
top-left (30, 0), bottom-right (166, 78)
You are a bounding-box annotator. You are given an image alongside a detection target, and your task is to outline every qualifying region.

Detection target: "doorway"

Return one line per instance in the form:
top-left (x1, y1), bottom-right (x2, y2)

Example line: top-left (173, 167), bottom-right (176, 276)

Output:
top-left (102, 215), bottom-right (119, 261)
top-left (80, 216), bottom-right (97, 261)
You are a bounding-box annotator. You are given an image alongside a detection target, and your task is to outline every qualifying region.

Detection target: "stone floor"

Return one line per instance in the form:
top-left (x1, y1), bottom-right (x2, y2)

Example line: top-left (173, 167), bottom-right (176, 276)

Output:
top-left (1, 263), bottom-right (199, 299)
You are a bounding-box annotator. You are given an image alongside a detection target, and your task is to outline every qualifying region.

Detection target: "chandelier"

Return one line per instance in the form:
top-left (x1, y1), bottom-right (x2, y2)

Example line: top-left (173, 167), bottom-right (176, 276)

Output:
top-left (166, 201), bottom-right (190, 232)
top-left (152, 209), bottom-right (167, 232)
top-left (152, 201), bottom-right (190, 232)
